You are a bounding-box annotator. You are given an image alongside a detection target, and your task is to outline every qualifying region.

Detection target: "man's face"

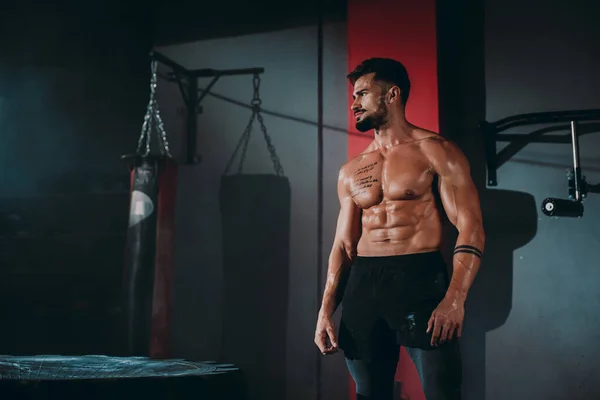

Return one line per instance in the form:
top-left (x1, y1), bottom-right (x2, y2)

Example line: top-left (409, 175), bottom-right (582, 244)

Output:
top-left (351, 73), bottom-right (389, 132)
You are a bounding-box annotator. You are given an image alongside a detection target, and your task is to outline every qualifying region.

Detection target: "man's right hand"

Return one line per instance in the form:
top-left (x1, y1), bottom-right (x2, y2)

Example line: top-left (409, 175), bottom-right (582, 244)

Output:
top-left (314, 313), bottom-right (338, 355)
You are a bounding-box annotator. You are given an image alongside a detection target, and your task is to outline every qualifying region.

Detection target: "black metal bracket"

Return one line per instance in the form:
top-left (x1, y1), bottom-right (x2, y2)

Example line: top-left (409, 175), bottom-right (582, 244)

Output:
top-left (149, 51), bottom-right (265, 165)
top-left (481, 109), bottom-right (600, 218)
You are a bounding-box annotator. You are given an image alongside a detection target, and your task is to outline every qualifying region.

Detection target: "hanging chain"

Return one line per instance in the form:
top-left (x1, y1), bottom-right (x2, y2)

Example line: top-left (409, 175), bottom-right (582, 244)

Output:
top-left (136, 60), bottom-right (172, 158)
top-left (250, 73), bottom-right (284, 176)
top-left (224, 72), bottom-right (285, 177)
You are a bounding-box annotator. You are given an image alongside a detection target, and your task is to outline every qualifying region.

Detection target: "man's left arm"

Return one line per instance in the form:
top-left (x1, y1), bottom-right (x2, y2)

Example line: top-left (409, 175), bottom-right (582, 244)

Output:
top-left (426, 138), bottom-right (486, 345)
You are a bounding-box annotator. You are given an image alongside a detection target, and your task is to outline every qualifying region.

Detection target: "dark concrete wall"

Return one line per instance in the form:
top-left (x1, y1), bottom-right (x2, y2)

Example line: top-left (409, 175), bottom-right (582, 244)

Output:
top-left (479, 1), bottom-right (600, 399)
top-left (439, 1), bottom-right (600, 399)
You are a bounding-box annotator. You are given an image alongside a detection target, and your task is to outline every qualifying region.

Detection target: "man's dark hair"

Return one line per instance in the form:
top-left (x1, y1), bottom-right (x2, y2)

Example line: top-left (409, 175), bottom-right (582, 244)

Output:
top-left (347, 58), bottom-right (411, 104)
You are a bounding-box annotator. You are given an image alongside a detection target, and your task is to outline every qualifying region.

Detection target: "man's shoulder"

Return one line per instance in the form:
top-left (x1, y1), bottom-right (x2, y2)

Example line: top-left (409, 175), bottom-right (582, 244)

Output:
top-left (415, 131), bottom-right (469, 174)
top-left (411, 128), bottom-right (447, 147)
top-left (415, 130), bottom-right (460, 158)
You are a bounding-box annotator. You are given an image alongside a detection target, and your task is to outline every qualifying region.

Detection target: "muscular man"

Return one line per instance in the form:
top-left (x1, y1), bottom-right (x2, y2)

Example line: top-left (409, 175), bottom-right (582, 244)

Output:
top-left (314, 58), bottom-right (485, 400)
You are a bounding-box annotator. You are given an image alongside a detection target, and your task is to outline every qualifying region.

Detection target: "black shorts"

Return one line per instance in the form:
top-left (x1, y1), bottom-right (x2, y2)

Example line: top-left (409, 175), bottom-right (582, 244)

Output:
top-left (339, 251), bottom-right (451, 360)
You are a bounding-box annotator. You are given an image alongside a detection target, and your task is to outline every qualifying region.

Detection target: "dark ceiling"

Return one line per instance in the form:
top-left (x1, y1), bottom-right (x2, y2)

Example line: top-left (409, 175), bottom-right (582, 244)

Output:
top-left (0, 0), bottom-right (346, 69)
top-left (152, 0), bottom-right (347, 46)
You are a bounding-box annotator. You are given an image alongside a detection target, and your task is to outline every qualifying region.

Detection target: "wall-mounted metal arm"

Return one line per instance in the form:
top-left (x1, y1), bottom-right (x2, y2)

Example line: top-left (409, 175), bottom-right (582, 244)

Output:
top-left (482, 109), bottom-right (600, 186)
top-left (570, 121), bottom-right (583, 202)
top-left (149, 51), bottom-right (190, 76)
top-left (149, 50), bottom-right (265, 165)
top-left (481, 109), bottom-right (600, 218)
top-left (481, 121), bottom-right (497, 186)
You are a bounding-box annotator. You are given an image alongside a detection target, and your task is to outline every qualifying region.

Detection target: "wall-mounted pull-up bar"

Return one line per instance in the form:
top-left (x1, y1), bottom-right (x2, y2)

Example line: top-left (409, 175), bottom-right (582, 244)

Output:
top-left (149, 51), bottom-right (265, 164)
top-left (480, 109), bottom-right (600, 218)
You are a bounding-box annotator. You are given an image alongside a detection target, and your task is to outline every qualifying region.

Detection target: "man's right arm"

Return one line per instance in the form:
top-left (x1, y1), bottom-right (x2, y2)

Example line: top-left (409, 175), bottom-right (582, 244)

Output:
top-left (318, 167), bottom-right (362, 319)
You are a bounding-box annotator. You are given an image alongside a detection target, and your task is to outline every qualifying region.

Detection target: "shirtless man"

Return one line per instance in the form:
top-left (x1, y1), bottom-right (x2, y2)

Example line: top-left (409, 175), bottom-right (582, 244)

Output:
top-left (314, 58), bottom-right (485, 400)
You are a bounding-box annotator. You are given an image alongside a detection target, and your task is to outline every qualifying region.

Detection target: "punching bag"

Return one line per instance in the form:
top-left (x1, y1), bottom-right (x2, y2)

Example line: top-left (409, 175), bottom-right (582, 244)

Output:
top-left (121, 57), bottom-right (177, 358)
top-left (122, 155), bottom-right (160, 356)
top-left (219, 103), bottom-right (290, 400)
top-left (122, 154), bottom-right (177, 359)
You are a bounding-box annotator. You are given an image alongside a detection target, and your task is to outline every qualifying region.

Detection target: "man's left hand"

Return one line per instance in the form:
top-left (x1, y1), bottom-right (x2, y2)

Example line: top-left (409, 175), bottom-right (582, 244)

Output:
top-left (426, 296), bottom-right (465, 346)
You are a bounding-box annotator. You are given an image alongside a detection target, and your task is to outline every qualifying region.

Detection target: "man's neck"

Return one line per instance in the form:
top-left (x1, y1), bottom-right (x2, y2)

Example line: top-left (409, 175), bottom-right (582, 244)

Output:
top-left (373, 117), bottom-right (414, 149)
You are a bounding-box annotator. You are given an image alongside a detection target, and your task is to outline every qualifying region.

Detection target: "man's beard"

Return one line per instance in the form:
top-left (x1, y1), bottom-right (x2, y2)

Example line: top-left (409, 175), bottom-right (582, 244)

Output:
top-left (355, 98), bottom-right (388, 132)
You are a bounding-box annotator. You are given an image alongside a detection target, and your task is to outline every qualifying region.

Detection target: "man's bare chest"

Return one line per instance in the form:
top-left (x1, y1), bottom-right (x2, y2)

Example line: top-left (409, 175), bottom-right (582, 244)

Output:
top-left (347, 150), bottom-right (434, 208)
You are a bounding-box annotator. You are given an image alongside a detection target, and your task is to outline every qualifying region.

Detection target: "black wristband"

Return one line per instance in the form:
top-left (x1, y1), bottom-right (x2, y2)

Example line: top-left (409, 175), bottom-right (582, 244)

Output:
top-left (453, 245), bottom-right (483, 259)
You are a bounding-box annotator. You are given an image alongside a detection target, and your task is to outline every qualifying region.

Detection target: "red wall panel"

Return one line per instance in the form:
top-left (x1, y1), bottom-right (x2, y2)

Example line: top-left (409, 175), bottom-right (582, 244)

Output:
top-left (347, 0), bottom-right (439, 399)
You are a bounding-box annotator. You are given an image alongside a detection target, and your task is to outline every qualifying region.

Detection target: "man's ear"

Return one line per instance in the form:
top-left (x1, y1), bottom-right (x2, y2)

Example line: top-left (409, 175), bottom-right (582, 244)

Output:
top-left (387, 86), bottom-right (401, 104)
